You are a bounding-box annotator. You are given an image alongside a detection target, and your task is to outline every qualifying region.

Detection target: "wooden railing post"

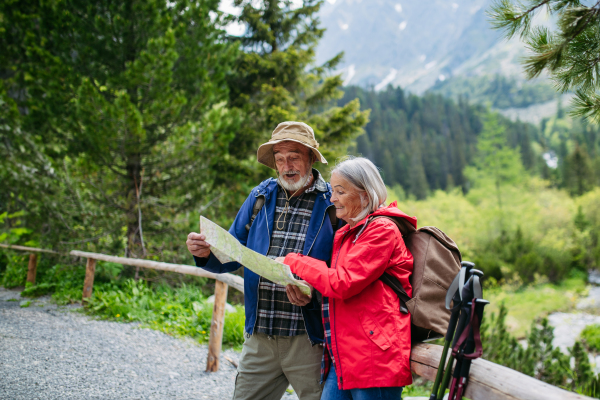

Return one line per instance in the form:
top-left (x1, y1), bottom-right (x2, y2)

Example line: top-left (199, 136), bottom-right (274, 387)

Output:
top-left (82, 258), bottom-right (97, 302)
top-left (26, 253), bottom-right (38, 285)
top-left (206, 280), bottom-right (228, 372)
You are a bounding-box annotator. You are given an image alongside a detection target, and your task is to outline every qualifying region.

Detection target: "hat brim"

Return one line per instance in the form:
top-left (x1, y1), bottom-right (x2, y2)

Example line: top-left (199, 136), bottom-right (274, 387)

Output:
top-left (257, 138), bottom-right (328, 170)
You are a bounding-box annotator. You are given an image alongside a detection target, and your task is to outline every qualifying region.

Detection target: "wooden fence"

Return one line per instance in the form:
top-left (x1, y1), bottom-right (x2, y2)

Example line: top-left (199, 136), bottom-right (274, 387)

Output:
top-left (0, 243), bottom-right (595, 399)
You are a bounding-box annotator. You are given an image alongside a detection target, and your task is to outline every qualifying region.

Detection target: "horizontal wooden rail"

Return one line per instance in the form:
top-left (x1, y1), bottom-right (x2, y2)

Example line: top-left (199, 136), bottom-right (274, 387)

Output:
top-left (410, 343), bottom-right (593, 400)
top-left (69, 250), bottom-right (244, 293)
top-left (0, 243), bottom-right (59, 255)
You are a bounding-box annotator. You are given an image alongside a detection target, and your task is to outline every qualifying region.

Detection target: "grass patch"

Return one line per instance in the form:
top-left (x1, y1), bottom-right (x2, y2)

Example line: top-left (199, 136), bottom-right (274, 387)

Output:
top-left (485, 276), bottom-right (587, 338)
top-left (403, 377), bottom-right (433, 397)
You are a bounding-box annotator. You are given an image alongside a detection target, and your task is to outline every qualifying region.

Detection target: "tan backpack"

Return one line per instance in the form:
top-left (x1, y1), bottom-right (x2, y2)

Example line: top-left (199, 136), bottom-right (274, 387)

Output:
top-left (371, 216), bottom-right (462, 342)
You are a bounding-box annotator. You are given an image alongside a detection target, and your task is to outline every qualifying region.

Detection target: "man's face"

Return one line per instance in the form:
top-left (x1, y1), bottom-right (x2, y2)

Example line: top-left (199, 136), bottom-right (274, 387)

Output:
top-left (272, 141), bottom-right (313, 190)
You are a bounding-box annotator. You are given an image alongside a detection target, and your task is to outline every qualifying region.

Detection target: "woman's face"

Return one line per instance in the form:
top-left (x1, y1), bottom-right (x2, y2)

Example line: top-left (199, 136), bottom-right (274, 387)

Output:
top-left (330, 172), bottom-right (365, 225)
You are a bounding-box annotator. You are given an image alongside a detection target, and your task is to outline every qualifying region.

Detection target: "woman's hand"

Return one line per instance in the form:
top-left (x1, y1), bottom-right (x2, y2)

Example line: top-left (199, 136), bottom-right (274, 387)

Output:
top-left (286, 281), bottom-right (313, 307)
top-left (275, 256), bottom-right (312, 306)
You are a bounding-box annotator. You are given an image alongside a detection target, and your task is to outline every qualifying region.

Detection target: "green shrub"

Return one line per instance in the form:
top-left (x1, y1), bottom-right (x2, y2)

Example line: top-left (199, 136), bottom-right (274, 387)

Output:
top-left (87, 279), bottom-right (245, 347)
top-left (0, 253), bottom-right (28, 288)
top-left (0, 252), bottom-right (8, 276)
top-left (581, 324), bottom-right (600, 353)
top-left (21, 282), bottom-right (57, 297)
top-left (482, 303), bottom-right (599, 396)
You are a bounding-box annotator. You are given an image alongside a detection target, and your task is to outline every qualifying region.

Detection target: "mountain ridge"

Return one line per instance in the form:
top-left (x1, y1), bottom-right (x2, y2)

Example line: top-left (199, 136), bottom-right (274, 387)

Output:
top-left (316, 0), bottom-right (537, 93)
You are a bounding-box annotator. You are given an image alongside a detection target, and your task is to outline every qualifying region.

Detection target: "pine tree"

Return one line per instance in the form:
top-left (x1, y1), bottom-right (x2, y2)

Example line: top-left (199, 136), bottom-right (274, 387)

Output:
top-left (407, 115), bottom-right (429, 199)
top-left (564, 145), bottom-right (594, 196)
top-left (466, 113), bottom-right (525, 210)
top-left (488, 0), bottom-right (600, 121)
top-left (228, 0), bottom-right (369, 171)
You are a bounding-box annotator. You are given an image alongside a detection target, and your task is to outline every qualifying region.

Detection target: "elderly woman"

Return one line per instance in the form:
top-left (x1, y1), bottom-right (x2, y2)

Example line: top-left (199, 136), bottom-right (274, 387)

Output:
top-left (277, 157), bottom-right (416, 400)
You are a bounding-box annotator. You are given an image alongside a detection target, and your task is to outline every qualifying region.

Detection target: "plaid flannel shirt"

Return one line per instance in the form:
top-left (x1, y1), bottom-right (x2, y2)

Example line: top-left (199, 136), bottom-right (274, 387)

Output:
top-left (254, 169), bottom-right (328, 337)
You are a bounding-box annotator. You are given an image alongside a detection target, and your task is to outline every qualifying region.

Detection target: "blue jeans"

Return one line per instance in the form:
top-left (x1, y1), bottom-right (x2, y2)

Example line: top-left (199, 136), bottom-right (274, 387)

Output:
top-left (322, 365), bottom-right (403, 400)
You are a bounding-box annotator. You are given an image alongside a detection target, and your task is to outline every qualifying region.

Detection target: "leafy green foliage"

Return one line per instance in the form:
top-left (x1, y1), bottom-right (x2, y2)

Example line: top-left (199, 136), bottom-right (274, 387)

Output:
top-left (390, 175), bottom-right (600, 283)
top-left (488, 0), bottom-right (600, 121)
top-left (21, 282), bottom-right (57, 298)
top-left (87, 279), bottom-right (245, 347)
top-left (1, 253), bottom-right (28, 288)
top-left (581, 324), bottom-right (600, 353)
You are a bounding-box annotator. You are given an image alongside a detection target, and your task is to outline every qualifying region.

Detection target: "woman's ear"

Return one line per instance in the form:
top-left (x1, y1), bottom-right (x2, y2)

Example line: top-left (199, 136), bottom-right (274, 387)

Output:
top-left (359, 192), bottom-right (369, 208)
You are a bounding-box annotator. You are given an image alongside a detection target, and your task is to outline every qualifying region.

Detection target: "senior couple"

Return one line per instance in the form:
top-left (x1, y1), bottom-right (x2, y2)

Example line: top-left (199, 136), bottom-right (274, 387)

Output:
top-left (187, 121), bottom-right (415, 400)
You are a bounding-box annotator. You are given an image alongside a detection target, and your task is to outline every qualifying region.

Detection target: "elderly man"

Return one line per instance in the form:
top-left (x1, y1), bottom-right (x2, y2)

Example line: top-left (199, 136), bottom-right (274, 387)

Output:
top-left (186, 121), bottom-right (337, 400)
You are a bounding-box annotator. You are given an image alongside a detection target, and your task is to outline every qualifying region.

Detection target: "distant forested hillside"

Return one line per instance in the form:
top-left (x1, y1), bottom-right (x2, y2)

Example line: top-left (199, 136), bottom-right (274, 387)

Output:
top-left (340, 86), bottom-right (539, 199)
top-left (430, 75), bottom-right (558, 109)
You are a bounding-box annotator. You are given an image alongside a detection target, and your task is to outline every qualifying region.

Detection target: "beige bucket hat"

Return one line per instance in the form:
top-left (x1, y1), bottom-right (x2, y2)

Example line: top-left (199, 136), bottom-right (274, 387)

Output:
top-left (257, 121), bottom-right (328, 170)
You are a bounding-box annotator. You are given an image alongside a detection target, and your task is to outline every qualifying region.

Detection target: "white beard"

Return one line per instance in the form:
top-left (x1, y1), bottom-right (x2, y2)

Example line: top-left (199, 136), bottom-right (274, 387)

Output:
top-left (278, 169), bottom-right (312, 192)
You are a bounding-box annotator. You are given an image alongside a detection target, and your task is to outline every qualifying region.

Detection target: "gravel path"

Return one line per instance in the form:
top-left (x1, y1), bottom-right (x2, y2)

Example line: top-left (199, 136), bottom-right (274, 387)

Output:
top-left (0, 287), bottom-right (299, 400)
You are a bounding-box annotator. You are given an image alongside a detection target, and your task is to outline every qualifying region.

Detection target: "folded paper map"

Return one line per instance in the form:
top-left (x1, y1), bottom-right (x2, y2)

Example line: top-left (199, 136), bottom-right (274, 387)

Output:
top-left (200, 216), bottom-right (311, 296)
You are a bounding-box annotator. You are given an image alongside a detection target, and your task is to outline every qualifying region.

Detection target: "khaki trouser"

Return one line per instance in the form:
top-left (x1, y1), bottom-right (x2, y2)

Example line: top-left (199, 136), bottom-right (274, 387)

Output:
top-left (233, 332), bottom-right (323, 400)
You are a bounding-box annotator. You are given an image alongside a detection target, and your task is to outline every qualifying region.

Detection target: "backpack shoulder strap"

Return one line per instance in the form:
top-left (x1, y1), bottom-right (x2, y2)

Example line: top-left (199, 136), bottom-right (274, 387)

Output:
top-left (327, 206), bottom-right (339, 231)
top-left (380, 272), bottom-right (411, 314)
top-left (245, 195), bottom-right (266, 232)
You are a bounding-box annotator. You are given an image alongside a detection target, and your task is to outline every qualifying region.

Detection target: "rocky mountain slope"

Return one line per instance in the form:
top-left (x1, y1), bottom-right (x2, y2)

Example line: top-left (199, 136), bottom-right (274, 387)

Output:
top-left (316, 0), bottom-right (538, 94)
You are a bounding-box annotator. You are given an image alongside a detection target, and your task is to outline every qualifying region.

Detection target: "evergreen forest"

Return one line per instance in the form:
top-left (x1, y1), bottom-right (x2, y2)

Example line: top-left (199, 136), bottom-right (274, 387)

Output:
top-left (343, 85), bottom-right (600, 200)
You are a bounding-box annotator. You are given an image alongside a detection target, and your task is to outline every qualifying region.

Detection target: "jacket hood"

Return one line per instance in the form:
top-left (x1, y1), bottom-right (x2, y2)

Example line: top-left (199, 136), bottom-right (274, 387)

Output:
top-left (371, 201), bottom-right (417, 229)
top-left (340, 201), bottom-right (417, 234)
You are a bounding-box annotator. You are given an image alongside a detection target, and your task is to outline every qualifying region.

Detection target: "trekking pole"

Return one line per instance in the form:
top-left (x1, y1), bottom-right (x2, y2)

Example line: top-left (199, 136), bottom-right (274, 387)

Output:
top-left (430, 261), bottom-right (475, 400)
top-left (453, 298), bottom-right (489, 400)
top-left (429, 263), bottom-right (472, 400)
top-left (429, 294), bottom-right (460, 400)
top-left (439, 268), bottom-right (482, 400)
top-left (447, 270), bottom-right (484, 400)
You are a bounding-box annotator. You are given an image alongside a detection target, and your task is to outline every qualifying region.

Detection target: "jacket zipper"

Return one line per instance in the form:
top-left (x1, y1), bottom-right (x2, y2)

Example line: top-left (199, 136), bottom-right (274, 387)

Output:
top-left (306, 195), bottom-right (332, 256)
top-left (251, 191), bottom-right (270, 333)
top-left (331, 229), bottom-right (353, 390)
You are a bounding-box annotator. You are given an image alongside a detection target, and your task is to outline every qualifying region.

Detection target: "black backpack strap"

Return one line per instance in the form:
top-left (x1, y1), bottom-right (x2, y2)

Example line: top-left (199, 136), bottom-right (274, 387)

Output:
top-left (380, 272), bottom-right (411, 314)
top-left (245, 195), bottom-right (266, 232)
top-left (327, 205), bottom-right (339, 231)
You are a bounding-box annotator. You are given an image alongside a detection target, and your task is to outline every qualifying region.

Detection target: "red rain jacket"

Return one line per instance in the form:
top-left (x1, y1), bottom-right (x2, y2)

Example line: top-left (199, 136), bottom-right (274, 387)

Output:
top-left (284, 202), bottom-right (416, 390)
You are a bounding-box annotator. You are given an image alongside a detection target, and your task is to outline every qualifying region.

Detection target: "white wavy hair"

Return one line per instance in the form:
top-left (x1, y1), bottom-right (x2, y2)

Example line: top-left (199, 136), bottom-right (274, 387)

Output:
top-left (332, 156), bottom-right (387, 223)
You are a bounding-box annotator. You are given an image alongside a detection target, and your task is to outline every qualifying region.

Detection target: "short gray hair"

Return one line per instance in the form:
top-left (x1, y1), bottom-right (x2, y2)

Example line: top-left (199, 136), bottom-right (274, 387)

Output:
top-left (332, 156), bottom-right (387, 222)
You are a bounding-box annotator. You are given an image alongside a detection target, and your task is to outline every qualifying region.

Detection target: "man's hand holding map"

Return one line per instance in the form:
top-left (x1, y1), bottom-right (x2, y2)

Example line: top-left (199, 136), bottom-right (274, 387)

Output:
top-left (200, 216), bottom-right (312, 296)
